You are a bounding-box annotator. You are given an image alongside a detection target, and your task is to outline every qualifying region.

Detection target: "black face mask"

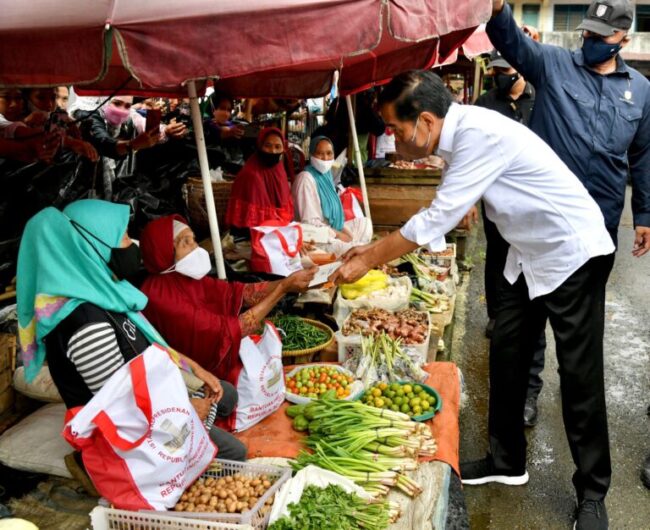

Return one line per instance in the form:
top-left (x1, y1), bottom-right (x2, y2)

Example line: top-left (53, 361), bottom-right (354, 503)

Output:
top-left (257, 150), bottom-right (283, 167)
top-left (108, 244), bottom-right (142, 281)
top-left (495, 73), bottom-right (520, 96)
top-left (70, 220), bottom-right (141, 282)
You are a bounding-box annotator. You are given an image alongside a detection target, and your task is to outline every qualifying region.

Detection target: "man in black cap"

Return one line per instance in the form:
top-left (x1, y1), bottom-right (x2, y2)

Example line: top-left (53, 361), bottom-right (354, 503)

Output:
top-left (475, 50), bottom-right (535, 126)
top-left (474, 50), bottom-right (545, 429)
top-left (481, 0), bottom-right (650, 528)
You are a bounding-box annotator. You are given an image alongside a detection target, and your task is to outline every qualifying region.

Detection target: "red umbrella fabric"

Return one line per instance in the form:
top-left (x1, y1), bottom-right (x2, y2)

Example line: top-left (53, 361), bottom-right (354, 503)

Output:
top-left (0, 0), bottom-right (491, 96)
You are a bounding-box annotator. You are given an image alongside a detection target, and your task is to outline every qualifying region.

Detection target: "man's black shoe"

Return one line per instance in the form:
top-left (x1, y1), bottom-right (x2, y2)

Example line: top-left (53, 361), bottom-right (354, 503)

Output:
top-left (523, 396), bottom-right (539, 427)
top-left (485, 319), bottom-right (496, 339)
top-left (460, 455), bottom-right (529, 486)
top-left (641, 454), bottom-right (650, 490)
top-left (574, 500), bottom-right (608, 530)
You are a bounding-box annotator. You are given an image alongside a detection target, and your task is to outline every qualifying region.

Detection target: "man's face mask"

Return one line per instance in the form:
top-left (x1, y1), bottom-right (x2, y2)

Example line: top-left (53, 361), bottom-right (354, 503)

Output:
top-left (495, 73), bottom-right (520, 95)
top-left (582, 35), bottom-right (622, 66)
top-left (396, 115), bottom-right (432, 161)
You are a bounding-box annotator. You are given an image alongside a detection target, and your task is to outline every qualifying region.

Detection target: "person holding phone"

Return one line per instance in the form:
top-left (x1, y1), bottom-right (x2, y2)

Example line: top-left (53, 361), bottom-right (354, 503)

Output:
top-left (203, 91), bottom-right (246, 166)
top-left (75, 95), bottom-right (187, 198)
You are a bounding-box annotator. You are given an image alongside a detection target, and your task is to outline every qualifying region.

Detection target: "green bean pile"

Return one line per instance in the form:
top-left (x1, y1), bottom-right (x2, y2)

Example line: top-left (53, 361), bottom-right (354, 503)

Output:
top-left (270, 316), bottom-right (330, 351)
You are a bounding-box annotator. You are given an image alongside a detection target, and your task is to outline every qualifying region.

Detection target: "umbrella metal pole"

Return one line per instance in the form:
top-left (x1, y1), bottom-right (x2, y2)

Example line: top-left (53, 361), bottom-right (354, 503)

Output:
top-left (188, 80), bottom-right (227, 280)
top-left (345, 94), bottom-right (372, 226)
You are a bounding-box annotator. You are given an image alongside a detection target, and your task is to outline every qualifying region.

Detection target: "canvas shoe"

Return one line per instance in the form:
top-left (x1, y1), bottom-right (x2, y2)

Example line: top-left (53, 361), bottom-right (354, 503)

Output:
top-left (461, 455), bottom-right (529, 486)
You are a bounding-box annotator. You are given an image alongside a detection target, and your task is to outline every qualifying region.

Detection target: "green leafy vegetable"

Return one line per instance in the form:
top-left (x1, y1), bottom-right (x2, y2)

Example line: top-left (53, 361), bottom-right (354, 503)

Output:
top-left (268, 484), bottom-right (394, 530)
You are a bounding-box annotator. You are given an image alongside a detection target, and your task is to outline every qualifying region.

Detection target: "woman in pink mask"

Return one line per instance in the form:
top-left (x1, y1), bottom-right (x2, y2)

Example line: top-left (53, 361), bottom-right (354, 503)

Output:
top-left (77, 96), bottom-right (161, 160)
top-left (75, 95), bottom-right (187, 198)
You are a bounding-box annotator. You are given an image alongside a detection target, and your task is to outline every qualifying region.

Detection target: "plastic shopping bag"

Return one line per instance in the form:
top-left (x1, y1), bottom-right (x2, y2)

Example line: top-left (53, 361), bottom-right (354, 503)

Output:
top-left (234, 323), bottom-right (286, 432)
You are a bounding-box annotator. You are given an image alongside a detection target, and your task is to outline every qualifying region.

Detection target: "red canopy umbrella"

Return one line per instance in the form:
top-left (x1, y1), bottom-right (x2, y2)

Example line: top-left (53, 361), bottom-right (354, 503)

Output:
top-left (0, 0), bottom-right (491, 277)
top-left (1, 0), bottom-right (491, 95)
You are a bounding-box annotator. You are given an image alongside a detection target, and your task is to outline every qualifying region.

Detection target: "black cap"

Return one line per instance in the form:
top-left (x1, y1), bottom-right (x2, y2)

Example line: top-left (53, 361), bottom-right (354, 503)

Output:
top-left (576, 0), bottom-right (633, 36)
top-left (486, 49), bottom-right (511, 70)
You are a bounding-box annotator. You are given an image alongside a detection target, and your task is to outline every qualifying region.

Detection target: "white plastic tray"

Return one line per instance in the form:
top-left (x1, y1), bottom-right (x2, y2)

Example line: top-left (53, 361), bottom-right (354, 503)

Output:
top-left (336, 310), bottom-right (431, 365)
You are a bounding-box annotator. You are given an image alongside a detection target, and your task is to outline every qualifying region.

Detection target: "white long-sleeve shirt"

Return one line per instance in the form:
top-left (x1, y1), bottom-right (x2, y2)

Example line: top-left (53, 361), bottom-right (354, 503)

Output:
top-left (400, 103), bottom-right (614, 299)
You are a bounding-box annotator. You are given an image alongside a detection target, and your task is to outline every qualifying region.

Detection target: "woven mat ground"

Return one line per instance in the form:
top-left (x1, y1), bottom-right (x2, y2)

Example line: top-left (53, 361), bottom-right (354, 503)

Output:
top-left (7, 476), bottom-right (96, 530)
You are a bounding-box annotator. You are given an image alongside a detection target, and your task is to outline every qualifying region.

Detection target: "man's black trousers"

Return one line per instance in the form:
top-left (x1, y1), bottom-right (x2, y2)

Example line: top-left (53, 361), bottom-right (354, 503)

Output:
top-left (483, 206), bottom-right (546, 399)
top-left (488, 253), bottom-right (615, 501)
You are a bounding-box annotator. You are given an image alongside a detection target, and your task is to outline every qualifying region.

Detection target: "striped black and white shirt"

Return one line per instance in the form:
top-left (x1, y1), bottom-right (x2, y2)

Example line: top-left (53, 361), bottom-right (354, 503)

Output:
top-left (45, 303), bottom-right (149, 408)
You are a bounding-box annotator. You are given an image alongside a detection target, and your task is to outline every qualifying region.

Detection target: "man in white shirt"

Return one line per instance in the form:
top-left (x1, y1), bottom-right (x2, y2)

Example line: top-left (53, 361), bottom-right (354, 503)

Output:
top-left (330, 70), bottom-right (615, 529)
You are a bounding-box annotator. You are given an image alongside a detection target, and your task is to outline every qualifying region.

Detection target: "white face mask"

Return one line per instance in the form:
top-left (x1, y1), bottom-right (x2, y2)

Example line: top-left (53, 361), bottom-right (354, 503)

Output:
top-left (310, 156), bottom-right (335, 174)
top-left (164, 246), bottom-right (212, 280)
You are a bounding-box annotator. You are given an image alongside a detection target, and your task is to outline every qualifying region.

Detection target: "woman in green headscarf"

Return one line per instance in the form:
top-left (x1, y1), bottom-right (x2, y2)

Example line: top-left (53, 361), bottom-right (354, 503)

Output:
top-left (292, 136), bottom-right (372, 257)
top-left (16, 199), bottom-right (247, 466)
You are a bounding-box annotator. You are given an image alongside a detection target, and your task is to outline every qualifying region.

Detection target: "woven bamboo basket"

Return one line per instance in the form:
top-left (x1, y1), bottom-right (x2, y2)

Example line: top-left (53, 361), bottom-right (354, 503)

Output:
top-left (185, 177), bottom-right (233, 234)
top-left (279, 318), bottom-right (334, 359)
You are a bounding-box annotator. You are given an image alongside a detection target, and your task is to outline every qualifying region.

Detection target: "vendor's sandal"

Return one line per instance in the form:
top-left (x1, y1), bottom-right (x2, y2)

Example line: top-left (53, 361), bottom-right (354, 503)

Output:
top-left (64, 452), bottom-right (99, 497)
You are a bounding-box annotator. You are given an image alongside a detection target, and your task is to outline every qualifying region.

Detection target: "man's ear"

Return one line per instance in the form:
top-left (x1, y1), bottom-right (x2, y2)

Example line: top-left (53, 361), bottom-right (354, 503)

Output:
top-left (620, 33), bottom-right (631, 49)
top-left (420, 111), bottom-right (438, 127)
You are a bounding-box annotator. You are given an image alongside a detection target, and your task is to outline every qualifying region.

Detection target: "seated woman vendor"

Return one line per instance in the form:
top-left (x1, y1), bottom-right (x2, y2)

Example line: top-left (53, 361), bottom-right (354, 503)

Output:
top-left (292, 136), bottom-right (372, 257)
top-left (16, 200), bottom-right (247, 468)
top-left (225, 128), bottom-right (294, 239)
top-left (138, 215), bottom-right (316, 416)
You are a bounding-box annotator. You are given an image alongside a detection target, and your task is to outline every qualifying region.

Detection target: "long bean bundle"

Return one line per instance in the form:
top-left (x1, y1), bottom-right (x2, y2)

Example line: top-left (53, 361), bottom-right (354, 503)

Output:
top-left (271, 315), bottom-right (329, 351)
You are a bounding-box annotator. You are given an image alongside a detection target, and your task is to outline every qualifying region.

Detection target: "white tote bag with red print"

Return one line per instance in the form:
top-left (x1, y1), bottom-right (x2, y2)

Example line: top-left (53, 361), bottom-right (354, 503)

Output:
top-left (250, 221), bottom-right (304, 277)
top-left (64, 344), bottom-right (215, 511)
top-left (234, 323), bottom-right (285, 432)
top-left (339, 187), bottom-right (365, 221)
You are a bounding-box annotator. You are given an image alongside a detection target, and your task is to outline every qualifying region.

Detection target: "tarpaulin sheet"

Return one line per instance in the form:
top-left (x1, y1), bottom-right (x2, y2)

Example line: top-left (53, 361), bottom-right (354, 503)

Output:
top-left (235, 362), bottom-right (462, 476)
top-left (0, 0), bottom-right (491, 97)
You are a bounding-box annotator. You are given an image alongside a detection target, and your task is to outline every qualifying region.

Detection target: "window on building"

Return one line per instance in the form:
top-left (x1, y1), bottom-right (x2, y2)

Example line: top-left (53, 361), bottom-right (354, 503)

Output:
top-left (553, 4), bottom-right (589, 31)
top-left (637, 5), bottom-right (650, 32)
top-left (522, 4), bottom-right (541, 27)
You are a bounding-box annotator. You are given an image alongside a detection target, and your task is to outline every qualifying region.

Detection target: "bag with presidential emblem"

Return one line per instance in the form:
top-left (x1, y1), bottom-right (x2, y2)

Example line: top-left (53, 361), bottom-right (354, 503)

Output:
top-left (250, 221), bottom-right (304, 277)
top-left (63, 344), bottom-right (216, 511)
top-left (233, 322), bottom-right (285, 432)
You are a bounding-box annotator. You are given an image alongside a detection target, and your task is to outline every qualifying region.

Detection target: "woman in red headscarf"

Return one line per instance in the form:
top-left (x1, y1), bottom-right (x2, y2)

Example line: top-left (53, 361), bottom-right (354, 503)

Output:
top-left (138, 215), bottom-right (315, 420)
top-left (225, 128), bottom-right (294, 235)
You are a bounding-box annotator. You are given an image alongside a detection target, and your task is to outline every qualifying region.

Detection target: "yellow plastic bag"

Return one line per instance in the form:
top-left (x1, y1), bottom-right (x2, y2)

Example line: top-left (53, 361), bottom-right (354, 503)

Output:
top-left (340, 270), bottom-right (389, 300)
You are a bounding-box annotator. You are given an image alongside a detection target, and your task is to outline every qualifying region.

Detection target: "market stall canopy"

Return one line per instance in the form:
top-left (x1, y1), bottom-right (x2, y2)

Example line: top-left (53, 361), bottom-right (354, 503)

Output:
top-left (435, 24), bottom-right (495, 66)
top-left (0, 0), bottom-right (491, 96)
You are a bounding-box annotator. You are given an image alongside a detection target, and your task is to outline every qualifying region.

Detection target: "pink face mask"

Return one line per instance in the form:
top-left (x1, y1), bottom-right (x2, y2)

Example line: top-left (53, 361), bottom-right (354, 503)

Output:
top-left (104, 104), bottom-right (130, 127)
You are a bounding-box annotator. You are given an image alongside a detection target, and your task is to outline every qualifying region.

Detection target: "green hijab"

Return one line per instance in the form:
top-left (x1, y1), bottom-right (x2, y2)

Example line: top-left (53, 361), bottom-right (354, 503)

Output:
top-left (17, 199), bottom-right (172, 382)
top-left (306, 136), bottom-right (345, 231)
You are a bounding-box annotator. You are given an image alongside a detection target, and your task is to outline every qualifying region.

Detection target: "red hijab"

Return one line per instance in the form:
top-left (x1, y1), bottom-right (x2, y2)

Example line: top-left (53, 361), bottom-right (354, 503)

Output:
top-left (225, 127), bottom-right (294, 229)
top-left (139, 215), bottom-right (246, 409)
